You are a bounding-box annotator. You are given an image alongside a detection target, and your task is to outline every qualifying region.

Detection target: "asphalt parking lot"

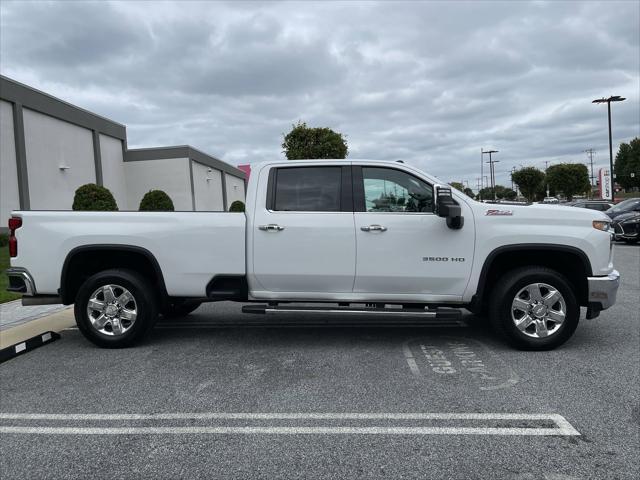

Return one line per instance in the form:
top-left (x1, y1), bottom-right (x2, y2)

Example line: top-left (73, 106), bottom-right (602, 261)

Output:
top-left (1, 244), bottom-right (638, 480)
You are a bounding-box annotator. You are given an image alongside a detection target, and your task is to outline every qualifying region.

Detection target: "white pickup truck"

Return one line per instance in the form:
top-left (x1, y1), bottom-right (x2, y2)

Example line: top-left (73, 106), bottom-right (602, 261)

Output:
top-left (7, 160), bottom-right (620, 350)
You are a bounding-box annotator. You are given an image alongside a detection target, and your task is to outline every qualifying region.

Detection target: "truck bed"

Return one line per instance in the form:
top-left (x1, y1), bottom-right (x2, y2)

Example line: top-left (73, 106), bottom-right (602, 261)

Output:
top-left (11, 211), bottom-right (246, 297)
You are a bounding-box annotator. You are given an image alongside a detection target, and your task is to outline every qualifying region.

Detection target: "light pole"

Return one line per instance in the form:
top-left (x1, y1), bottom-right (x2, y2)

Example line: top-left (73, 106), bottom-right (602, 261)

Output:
top-left (482, 150), bottom-right (499, 201)
top-left (593, 95), bottom-right (626, 202)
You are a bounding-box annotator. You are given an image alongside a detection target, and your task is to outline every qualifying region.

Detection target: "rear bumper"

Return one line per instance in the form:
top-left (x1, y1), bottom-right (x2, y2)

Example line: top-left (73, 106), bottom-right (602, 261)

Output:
top-left (5, 267), bottom-right (36, 296)
top-left (587, 270), bottom-right (620, 311)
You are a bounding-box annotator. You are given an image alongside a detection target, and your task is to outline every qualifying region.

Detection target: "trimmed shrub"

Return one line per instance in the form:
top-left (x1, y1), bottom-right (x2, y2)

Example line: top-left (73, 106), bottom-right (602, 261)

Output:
top-left (0, 233), bottom-right (8, 247)
top-left (229, 200), bottom-right (245, 212)
top-left (72, 184), bottom-right (118, 211)
top-left (139, 190), bottom-right (175, 211)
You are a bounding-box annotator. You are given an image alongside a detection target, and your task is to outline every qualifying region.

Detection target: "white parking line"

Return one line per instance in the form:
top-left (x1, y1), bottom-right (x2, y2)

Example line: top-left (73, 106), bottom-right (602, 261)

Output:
top-left (0, 412), bottom-right (580, 436)
top-left (0, 426), bottom-right (573, 435)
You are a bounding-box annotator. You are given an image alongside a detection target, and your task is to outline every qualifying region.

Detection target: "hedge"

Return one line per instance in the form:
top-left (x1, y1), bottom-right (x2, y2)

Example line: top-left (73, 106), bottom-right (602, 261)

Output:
top-left (139, 190), bottom-right (175, 211)
top-left (229, 200), bottom-right (245, 212)
top-left (72, 184), bottom-right (118, 211)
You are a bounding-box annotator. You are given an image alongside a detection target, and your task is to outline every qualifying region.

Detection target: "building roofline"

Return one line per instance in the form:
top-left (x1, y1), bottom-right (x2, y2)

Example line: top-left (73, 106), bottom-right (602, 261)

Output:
top-left (125, 145), bottom-right (245, 178)
top-left (0, 75), bottom-right (126, 140)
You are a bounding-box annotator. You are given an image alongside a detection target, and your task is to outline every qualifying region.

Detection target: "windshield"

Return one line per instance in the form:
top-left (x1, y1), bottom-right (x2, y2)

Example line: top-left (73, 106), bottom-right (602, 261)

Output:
top-left (608, 198), bottom-right (640, 213)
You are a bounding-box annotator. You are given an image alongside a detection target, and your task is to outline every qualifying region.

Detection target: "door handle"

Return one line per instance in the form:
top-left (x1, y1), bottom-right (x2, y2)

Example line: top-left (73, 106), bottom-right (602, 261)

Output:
top-left (361, 224), bottom-right (387, 232)
top-left (259, 224), bottom-right (285, 232)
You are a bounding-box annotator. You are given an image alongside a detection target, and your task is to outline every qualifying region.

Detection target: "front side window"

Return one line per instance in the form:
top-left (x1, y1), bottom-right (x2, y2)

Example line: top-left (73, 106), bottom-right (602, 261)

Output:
top-left (273, 167), bottom-right (342, 211)
top-left (362, 167), bottom-right (433, 213)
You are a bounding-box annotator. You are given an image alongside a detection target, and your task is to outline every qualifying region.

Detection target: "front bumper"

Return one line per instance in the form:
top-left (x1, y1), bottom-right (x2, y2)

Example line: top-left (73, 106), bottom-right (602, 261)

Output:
top-left (587, 270), bottom-right (620, 311)
top-left (613, 221), bottom-right (640, 240)
top-left (5, 267), bottom-right (36, 296)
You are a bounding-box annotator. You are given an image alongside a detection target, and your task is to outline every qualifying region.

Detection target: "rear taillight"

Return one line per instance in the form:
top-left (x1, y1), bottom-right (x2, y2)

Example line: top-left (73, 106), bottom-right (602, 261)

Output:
top-left (8, 216), bottom-right (22, 258)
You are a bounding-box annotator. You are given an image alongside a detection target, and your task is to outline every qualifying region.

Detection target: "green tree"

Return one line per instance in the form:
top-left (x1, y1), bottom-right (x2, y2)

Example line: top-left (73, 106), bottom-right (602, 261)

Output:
top-left (512, 167), bottom-right (546, 202)
top-left (478, 185), bottom-right (516, 201)
top-left (546, 163), bottom-right (590, 201)
top-left (139, 190), bottom-right (175, 211)
top-left (72, 184), bottom-right (118, 211)
top-left (282, 121), bottom-right (348, 160)
top-left (615, 137), bottom-right (640, 189)
top-left (449, 182), bottom-right (474, 198)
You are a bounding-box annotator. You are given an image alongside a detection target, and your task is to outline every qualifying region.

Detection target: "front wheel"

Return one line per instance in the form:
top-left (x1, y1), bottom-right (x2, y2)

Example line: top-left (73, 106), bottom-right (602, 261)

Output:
top-left (489, 267), bottom-right (580, 350)
top-left (74, 269), bottom-right (158, 348)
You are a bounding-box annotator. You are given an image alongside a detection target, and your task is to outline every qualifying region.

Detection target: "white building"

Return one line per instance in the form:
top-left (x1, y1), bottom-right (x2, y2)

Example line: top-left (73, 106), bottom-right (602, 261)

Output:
top-left (0, 75), bottom-right (246, 228)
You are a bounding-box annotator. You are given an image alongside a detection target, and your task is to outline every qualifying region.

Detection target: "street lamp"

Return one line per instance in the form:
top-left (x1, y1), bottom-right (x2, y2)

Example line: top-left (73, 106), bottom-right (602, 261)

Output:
top-left (592, 95), bottom-right (626, 202)
top-left (482, 149), bottom-right (499, 201)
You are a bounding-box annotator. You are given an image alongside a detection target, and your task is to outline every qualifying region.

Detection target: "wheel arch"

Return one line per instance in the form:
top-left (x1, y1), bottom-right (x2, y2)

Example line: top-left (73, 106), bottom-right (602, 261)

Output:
top-left (60, 245), bottom-right (168, 305)
top-left (472, 244), bottom-right (592, 310)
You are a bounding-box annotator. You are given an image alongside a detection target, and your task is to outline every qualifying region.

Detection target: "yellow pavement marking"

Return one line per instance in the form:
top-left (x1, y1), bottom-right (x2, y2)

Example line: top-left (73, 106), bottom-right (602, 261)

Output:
top-left (0, 308), bottom-right (75, 350)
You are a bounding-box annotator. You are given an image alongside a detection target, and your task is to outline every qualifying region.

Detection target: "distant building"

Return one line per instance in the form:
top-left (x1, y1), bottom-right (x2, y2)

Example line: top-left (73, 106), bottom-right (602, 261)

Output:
top-left (237, 164), bottom-right (252, 180)
top-left (0, 75), bottom-right (246, 228)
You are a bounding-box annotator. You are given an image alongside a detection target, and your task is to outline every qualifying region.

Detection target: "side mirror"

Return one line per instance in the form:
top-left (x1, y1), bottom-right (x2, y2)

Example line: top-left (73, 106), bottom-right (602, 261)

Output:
top-left (436, 187), bottom-right (464, 230)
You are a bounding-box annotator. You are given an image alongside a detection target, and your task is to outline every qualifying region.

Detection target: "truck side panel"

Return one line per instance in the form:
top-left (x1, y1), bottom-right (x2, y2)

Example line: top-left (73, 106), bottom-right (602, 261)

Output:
top-left (11, 211), bottom-right (246, 297)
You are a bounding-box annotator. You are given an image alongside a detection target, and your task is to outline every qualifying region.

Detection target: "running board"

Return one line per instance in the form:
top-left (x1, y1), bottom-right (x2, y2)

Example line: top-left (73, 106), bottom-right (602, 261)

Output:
top-left (242, 305), bottom-right (462, 320)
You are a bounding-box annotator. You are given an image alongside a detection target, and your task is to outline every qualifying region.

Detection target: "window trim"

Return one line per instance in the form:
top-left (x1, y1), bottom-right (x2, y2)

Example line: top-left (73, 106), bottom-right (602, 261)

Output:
top-left (353, 165), bottom-right (436, 215)
top-left (266, 165), bottom-right (353, 213)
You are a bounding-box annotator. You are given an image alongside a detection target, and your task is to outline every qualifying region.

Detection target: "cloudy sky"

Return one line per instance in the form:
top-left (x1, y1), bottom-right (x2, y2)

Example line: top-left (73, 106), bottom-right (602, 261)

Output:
top-left (1, 0), bottom-right (638, 188)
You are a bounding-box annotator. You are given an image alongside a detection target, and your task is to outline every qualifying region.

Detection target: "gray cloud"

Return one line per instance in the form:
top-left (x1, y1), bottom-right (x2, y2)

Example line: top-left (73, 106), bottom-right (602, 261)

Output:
top-left (1, 0), bottom-right (638, 188)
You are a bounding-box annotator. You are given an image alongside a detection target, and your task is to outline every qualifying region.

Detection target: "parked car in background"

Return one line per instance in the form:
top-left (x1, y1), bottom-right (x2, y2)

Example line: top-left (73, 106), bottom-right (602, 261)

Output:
top-left (572, 200), bottom-right (614, 212)
top-left (542, 197), bottom-right (559, 204)
top-left (611, 210), bottom-right (640, 244)
top-left (605, 198), bottom-right (640, 220)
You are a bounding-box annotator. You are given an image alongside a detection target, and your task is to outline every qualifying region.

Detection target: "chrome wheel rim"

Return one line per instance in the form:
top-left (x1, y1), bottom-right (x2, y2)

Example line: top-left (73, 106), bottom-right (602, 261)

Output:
top-left (86, 284), bottom-right (137, 336)
top-left (511, 282), bottom-right (566, 339)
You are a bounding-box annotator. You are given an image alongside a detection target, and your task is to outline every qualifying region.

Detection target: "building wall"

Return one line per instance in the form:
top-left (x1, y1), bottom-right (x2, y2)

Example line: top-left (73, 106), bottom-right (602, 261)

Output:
top-left (225, 174), bottom-right (246, 207)
top-left (99, 134), bottom-right (127, 209)
top-left (0, 100), bottom-right (20, 225)
top-left (23, 108), bottom-right (96, 210)
top-left (124, 157), bottom-right (192, 210)
top-left (192, 160), bottom-right (224, 211)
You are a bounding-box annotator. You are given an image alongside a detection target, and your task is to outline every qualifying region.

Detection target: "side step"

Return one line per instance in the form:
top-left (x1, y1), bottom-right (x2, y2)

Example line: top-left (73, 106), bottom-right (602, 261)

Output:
top-left (242, 304), bottom-right (462, 320)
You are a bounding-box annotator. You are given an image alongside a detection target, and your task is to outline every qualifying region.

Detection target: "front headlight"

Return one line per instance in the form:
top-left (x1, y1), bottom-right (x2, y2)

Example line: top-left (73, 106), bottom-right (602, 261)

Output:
top-left (593, 220), bottom-right (611, 232)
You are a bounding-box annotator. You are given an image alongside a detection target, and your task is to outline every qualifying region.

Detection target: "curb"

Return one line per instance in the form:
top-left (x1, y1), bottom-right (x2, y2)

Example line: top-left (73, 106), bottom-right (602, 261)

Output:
top-left (0, 331), bottom-right (60, 364)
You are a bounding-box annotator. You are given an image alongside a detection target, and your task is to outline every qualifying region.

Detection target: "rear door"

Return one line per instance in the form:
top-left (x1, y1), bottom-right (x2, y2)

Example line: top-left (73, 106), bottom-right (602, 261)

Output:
top-left (252, 165), bottom-right (356, 294)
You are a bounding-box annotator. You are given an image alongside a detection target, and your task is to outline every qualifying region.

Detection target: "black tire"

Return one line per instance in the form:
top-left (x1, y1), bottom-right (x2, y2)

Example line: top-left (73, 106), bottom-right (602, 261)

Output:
top-left (162, 300), bottom-right (202, 318)
top-left (489, 266), bottom-right (580, 351)
top-left (74, 269), bottom-right (159, 348)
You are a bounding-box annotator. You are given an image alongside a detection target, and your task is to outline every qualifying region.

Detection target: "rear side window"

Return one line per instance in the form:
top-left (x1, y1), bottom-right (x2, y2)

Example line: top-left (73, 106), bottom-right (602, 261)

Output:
top-left (272, 167), bottom-right (342, 211)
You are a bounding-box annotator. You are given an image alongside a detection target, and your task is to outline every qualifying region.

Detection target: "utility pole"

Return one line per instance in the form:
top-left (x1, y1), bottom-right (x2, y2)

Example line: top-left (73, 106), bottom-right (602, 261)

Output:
top-left (544, 160), bottom-right (551, 197)
top-left (593, 95), bottom-right (626, 202)
top-left (482, 149), bottom-right (499, 201)
top-left (584, 149), bottom-right (596, 199)
top-left (480, 149), bottom-right (484, 201)
top-left (476, 177), bottom-right (482, 197)
top-left (511, 166), bottom-right (518, 194)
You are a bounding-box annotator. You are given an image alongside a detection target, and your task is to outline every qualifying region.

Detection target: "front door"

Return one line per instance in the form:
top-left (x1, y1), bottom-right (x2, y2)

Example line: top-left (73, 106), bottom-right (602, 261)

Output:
top-left (353, 166), bottom-right (474, 299)
top-left (252, 165), bottom-right (356, 294)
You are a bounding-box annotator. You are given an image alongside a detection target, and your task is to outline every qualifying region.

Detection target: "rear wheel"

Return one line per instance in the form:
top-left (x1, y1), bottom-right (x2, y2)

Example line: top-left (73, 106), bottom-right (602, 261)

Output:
top-left (489, 267), bottom-right (579, 350)
top-left (74, 269), bottom-right (158, 348)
